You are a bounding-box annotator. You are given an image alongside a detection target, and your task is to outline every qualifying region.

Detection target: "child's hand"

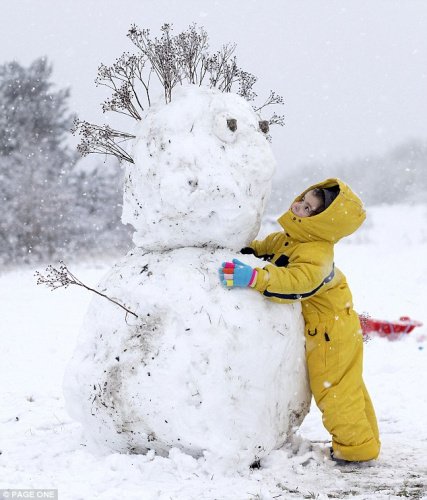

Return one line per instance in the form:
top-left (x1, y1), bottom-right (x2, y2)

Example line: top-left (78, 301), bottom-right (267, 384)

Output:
top-left (219, 258), bottom-right (258, 288)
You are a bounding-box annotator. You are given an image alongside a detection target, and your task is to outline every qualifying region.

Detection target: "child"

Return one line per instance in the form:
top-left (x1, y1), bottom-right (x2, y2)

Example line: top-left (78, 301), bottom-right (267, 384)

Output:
top-left (219, 178), bottom-right (380, 462)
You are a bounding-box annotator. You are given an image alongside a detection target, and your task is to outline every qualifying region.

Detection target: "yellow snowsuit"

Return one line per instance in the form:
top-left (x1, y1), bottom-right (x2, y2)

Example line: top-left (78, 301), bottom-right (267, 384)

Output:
top-left (250, 178), bottom-right (380, 461)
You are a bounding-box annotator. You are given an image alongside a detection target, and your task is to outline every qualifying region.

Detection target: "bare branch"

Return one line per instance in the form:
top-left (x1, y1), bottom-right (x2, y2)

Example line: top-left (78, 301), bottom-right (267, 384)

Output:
top-left (238, 70), bottom-right (257, 101)
top-left (254, 90), bottom-right (284, 112)
top-left (35, 261), bottom-right (138, 318)
top-left (268, 112), bottom-right (285, 127)
top-left (128, 23), bottom-right (182, 103)
top-left (71, 119), bottom-right (135, 164)
top-left (95, 53), bottom-right (149, 119)
top-left (175, 23), bottom-right (210, 85)
top-left (205, 44), bottom-right (238, 91)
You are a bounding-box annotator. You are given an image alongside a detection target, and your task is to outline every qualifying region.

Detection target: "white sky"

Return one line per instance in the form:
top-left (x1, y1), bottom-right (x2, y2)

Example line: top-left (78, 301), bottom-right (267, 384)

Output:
top-left (1, 0), bottom-right (427, 177)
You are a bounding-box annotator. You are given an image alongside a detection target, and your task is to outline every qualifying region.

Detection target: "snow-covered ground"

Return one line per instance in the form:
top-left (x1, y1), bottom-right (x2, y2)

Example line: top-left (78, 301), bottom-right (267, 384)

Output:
top-left (1, 204), bottom-right (426, 500)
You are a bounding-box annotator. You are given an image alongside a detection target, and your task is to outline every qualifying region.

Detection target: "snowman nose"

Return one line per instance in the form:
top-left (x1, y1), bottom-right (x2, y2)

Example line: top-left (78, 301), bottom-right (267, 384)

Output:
top-left (227, 118), bottom-right (237, 132)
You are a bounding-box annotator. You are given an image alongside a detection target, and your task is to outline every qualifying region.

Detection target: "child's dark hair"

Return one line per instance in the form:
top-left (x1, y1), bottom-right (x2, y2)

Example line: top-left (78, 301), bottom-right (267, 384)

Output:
top-left (312, 185), bottom-right (340, 214)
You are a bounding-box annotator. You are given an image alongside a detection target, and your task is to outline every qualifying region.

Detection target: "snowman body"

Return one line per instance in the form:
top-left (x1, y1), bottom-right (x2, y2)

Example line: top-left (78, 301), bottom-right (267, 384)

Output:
top-left (64, 86), bottom-right (311, 469)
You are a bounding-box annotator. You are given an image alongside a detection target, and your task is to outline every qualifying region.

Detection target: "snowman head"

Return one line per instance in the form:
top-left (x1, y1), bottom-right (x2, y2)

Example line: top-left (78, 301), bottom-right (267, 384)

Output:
top-left (122, 85), bottom-right (276, 251)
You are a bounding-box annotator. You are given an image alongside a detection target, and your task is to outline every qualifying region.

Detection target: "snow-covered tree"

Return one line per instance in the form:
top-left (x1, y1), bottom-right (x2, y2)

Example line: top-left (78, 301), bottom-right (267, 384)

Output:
top-left (0, 58), bottom-right (77, 262)
top-left (0, 58), bottom-right (131, 264)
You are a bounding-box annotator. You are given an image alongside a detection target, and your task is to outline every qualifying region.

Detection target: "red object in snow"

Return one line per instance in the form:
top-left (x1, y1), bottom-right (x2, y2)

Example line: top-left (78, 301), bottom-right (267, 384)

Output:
top-left (359, 315), bottom-right (423, 336)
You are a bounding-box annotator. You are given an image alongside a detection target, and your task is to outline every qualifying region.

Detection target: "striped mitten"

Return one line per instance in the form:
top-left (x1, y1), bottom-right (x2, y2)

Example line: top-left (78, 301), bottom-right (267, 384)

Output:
top-left (219, 258), bottom-right (258, 288)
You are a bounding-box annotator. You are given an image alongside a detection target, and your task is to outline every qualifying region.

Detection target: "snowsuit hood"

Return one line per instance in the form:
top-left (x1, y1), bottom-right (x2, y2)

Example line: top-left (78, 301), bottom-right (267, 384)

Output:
top-left (277, 178), bottom-right (366, 243)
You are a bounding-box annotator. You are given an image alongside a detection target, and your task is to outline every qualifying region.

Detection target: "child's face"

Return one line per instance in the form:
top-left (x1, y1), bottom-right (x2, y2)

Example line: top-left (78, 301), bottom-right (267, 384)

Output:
top-left (291, 190), bottom-right (322, 218)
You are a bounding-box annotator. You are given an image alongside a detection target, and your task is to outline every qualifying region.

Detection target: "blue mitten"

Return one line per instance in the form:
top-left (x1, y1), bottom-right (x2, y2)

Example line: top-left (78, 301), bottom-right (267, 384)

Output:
top-left (219, 258), bottom-right (258, 288)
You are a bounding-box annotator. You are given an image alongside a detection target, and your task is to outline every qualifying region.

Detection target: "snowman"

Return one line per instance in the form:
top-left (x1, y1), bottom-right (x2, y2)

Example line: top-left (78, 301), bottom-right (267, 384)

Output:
top-left (63, 84), bottom-right (311, 470)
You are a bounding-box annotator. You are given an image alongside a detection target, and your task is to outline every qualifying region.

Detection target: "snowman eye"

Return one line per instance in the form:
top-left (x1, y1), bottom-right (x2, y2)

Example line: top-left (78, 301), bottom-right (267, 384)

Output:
top-left (259, 121), bottom-right (269, 134)
top-left (213, 114), bottom-right (237, 143)
top-left (226, 118), bottom-right (237, 132)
